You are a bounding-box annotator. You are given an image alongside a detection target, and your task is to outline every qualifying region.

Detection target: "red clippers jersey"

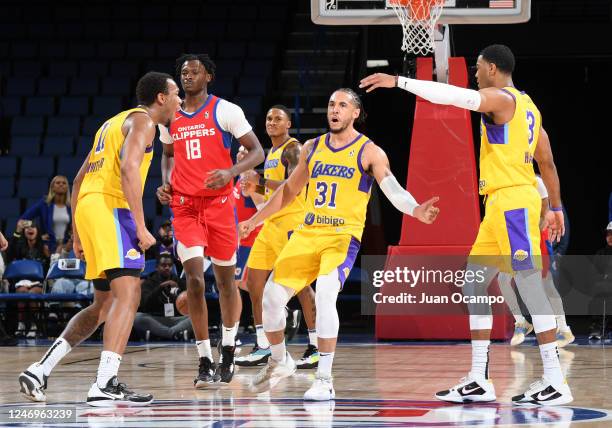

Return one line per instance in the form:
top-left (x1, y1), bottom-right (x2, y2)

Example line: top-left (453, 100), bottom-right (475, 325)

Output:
top-left (234, 179), bottom-right (262, 247)
top-left (170, 95), bottom-right (234, 197)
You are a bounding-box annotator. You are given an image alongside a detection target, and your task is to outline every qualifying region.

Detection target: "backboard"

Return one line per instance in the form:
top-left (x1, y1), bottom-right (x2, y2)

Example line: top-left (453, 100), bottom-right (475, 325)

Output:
top-left (311, 0), bottom-right (531, 25)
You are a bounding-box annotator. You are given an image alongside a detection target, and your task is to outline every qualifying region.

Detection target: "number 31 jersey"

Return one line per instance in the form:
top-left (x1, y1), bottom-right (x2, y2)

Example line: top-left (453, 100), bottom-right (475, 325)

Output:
top-left (167, 95), bottom-right (252, 197)
top-left (479, 86), bottom-right (541, 195)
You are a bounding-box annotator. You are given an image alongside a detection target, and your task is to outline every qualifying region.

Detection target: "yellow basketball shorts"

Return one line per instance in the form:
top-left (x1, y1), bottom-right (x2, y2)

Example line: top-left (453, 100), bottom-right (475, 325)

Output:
top-left (76, 193), bottom-right (145, 280)
top-left (246, 215), bottom-right (300, 272)
top-left (469, 185), bottom-right (542, 272)
top-left (272, 227), bottom-right (360, 292)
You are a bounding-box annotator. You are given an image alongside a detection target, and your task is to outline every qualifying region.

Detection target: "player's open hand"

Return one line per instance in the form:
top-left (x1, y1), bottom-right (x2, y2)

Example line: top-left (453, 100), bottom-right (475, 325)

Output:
top-left (0, 232), bottom-right (8, 252)
top-left (545, 209), bottom-right (565, 242)
top-left (157, 184), bottom-right (172, 205)
top-left (359, 73), bottom-right (397, 93)
top-left (413, 196), bottom-right (440, 224)
top-left (206, 169), bottom-right (233, 189)
top-left (137, 228), bottom-right (156, 252)
top-left (238, 220), bottom-right (255, 239)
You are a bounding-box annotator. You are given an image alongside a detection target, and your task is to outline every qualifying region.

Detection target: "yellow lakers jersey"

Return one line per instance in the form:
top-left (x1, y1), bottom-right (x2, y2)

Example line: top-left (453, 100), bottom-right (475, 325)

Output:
top-left (264, 137), bottom-right (305, 222)
top-left (479, 86), bottom-right (541, 195)
top-left (303, 133), bottom-right (373, 240)
top-left (79, 108), bottom-right (153, 202)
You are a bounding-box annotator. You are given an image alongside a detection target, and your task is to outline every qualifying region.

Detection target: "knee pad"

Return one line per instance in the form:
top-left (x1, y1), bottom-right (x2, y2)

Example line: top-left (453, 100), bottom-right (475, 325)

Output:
top-left (514, 269), bottom-right (555, 324)
top-left (463, 264), bottom-right (497, 318)
top-left (262, 276), bottom-right (294, 333)
top-left (315, 271), bottom-right (341, 339)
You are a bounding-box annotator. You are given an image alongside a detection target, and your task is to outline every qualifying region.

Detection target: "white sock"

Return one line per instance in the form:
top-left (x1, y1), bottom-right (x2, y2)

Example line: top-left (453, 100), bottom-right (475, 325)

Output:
top-left (270, 341), bottom-right (286, 363)
top-left (222, 323), bottom-right (237, 347)
top-left (318, 352), bottom-right (334, 378)
top-left (39, 337), bottom-right (71, 377)
top-left (470, 340), bottom-right (490, 380)
top-left (96, 351), bottom-right (121, 388)
top-left (196, 339), bottom-right (213, 360)
top-left (256, 325), bottom-right (270, 349)
top-left (308, 329), bottom-right (318, 348)
top-left (540, 342), bottom-right (564, 385)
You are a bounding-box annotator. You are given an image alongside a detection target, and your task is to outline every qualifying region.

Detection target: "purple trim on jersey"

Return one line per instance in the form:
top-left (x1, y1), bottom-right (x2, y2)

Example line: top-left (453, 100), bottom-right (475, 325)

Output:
top-left (179, 94), bottom-right (214, 118)
top-left (356, 140), bottom-right (374, 193)
top-left (144, 144), bottom-right (154, 153)
top-left (325, 132), bottom-right (362, 153)
top-left (500, 88), bottom-right (516, 102)
top-left (482, 118), bottom-right (509, 145)
top-left (271, 137), bottom-right (294, 154)
top-left (306, 135), bottom-right (322, 165)
top-left (504, 208), bottom-right (535, 271)
top-left (337, 236), bottom-right (361, 288)
top-left (287, 230), bottom-right (293, 240)
top-left (212, 95), bottom-right (233, 149)
top-left (114, 208), bottom-right (144, 270)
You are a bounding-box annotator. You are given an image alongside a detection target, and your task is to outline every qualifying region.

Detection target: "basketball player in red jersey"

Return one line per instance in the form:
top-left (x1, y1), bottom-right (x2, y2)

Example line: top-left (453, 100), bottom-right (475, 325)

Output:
top-left (157, 54), bottom-right (264, 386)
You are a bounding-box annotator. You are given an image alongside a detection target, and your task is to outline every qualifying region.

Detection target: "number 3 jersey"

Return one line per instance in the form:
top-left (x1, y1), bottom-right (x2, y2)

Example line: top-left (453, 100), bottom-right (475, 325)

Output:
top-left (167, 95), bottom-right (252, 197)
top-left (303, 133), bottom-right (374, 241)
top-left (479, 86), bottom-right (541, 195)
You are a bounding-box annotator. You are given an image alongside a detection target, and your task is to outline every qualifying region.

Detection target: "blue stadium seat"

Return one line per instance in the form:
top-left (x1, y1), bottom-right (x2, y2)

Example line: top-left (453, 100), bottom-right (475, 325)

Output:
top-left (10, 42), bottom-right (38, 59)
top-left (212, 77), bottom-right (234, 99)
top-left (113, 22), bottom-right (142, 39)
top-left (186, 41), bottom-right (217, 57)
top-left (25, 97), bottom-right (55, 116)
top-left (79, 61), bottom-right (109, 78)
top-left (144, 176), bottom-right (162, 198)
top-left (69, 42), bottom-right (96, 59)
top-left (161, 204), bottom-right (173, 218)
top-left (11, 117), bottom-right (44, 137)
top-left (259, 5), bottom-right (288, 20)
top-left (215, 60), bottom-right (242, 78)
top-left (82, 117), bottom-right (106, 135)
top-left (42, 136), bottom-right (74, 156)
top-left (57, 157), bottom-right (82, 181)
top-left (144, 60), bottom-right (173, 75)
top-left (126, 42), bottom-right (155, 59)
top-left (12, 60), bottom-right (43, 77)
top-left (109, 60), bottom-right (139, 78)
top-left (17, 177), bottom-right (48, 198)
top-left (92, 96), bottom-right (123, 117)
top-left (57, 23), bottom-right (83, 39)
top-left (59, 96), bottom-right (89, 116)
top-left (244, 60), bottom-right (274, 77)
top-left (247, 42), bottom-right (276, 58)
top-left (237, 77), bottom-right (267, 96)
top-left (232, 96), bottom-right (262, 115)
top-left (39, 42), bottom-right (66, 59)
top-left (0, 157), bottom-right (18, 177)
top-left (3, 216), bottom-right (19, 236)
top-left (69, 78), bottom-right (99, 96)
top-left (225, 23), bottom-right (255, 41)
top-left (28, 22), bottom-right (55, 39)
top-left (0, 198), bottom-right (20, 218)
top-left (76, 136), bottom-right (93, 155)
top-left (83, 22), bottom-right (107, 39)
top-left (255, 22), bottom-right (284, 40)
top-left (143, 198), bottom-right (156, 218)
top-left (48, 61), bottom-right (78, 77)
top-left (202, 5), bottom-right (228, 20)
top-left (6, 77), bottom-right (36, 96)
top-left (46, 259), bottom-right (86, 281)
top-left (0, 177), bottom-right (15, 197)
top-left (47, 116), bottom-right (80, 136)
top-left (20, 157), bottom-right (54, 178)
top-left (174, 22), bottom-right (197, 40)
top-left (141, 259), bottom-right (157, 278)
top-left (10, 137), bottom-right (40, 156)
top-left (157, 42), bottom-right (184, 58)
top-left (1, 97), bottom-right (22, 116)
top-left (101, 77), bottom-right (131, 95)
top-left (4, 260), bottom-right (45, 282)
top-left (198, 22), bottom-right (226, 38)
top-left (142, 5), bottom-right (168, 20)
top-left (218, 42), bottom-right (247, 59)
top-left (97, 42), bottom-right (126, 59)
top-left (38, 77), bottom-right (68, 96)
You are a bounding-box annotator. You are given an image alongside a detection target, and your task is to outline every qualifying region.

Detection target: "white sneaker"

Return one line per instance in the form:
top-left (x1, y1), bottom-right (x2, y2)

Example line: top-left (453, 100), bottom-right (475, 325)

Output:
top-left (18, 363), bottom-right (47, 402)
top-left (511, 321), bottom-right (533, 346)
top-left (512, 377), bottom-right (573, 406)
top-left (249, 351), bottom-right (296, 393)
top-left (435, 375), bottom-right (496, 403)
top-left (304, 375), bottom-right (335, 401)
top-left (556, 329), bottom-right (575, 348)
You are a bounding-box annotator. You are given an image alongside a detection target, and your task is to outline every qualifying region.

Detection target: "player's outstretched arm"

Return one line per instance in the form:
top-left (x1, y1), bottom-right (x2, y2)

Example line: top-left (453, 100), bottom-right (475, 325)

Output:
top-left (534, 126), bottom-right (564, 242)
top-left (359, 73), bottom-right (514, 117)
top-left (242, 141), bottom-right (302, 194)
top-left (362, 142), bottom-right (440, 224)
top-left (239, 140), bottom-right (312, 237)
top-left (70, 151), bottom-right (91, 259)
top-left (121, 112), bottom-right (157, 251)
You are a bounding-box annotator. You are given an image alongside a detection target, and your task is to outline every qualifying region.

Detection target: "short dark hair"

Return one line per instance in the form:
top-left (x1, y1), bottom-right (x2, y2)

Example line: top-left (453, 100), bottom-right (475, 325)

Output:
top-left (335, 88), bottom-right (367, 124)
top-left (157, 253), bottom-right (173, 264)
top-left (175, 53), bottom-right (216, 84)
top-left (136, 71), bottom-right (173, 106)
top-left (480, 44), bottom-right (515, 74)
top-left (268, 104), bottom-right (292, 121)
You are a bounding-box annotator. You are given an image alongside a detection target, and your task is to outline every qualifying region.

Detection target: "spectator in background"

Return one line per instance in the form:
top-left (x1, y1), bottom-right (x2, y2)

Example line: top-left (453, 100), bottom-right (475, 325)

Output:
top-left (19, 175), bottom-right (72, 252)
top-left (0, 231), bottom-right (16, 345)
top-left (133, 254), bottom-right (191, 341)
top-left (588, 222), bottom-right (612, 340)
top-left (145, 219), bottom-right (180, 270)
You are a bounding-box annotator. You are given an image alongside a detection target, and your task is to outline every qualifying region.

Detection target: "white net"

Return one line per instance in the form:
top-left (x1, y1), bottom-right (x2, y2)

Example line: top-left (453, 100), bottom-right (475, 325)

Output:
top-left (388, 0), bottom-right (445, 56)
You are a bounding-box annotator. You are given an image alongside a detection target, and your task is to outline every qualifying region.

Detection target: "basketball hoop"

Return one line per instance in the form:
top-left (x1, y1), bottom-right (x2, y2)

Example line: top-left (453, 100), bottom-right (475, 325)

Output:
top-left (388, 0), bottom-right (445, 56)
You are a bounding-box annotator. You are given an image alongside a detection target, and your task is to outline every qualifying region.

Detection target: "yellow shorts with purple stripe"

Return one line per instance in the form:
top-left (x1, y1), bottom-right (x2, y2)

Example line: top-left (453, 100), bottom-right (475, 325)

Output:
top-left (272, 228), bottom-right (360, 292)
top-left (246, 214), bottom-right (300, 272)
top-left (76, 193), bottom-right (145, 280)
top-left (469, 185), bottom-right (542, 273)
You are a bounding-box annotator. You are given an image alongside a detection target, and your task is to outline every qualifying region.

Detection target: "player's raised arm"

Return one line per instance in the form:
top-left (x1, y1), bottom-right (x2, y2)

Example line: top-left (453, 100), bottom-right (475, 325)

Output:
top-left (362, 142), bottom-right (439, 224)
top-left (239, 140), bottom-right (312, 237)
top-left (534, 126), bottom-right (564, 242)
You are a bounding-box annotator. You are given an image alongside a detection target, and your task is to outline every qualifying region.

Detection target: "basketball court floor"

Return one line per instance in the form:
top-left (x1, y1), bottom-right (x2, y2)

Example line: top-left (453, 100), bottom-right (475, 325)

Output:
top-left (1, 336), bottom-right (611, 427)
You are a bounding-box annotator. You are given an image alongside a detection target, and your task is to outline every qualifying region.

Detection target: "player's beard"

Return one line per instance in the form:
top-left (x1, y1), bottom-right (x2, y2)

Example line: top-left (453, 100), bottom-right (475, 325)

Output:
top-left (329, 119), bottom-right (350, 134)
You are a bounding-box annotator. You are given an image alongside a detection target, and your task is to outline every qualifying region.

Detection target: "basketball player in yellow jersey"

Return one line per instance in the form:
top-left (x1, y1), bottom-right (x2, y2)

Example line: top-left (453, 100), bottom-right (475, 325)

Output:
top-left (18, 72), bottom-right (181, 407)
top-left (240, 88), bottom-right (440, 400)
top-left (236, 105), bottom-right (318, 369)
top-left (361, 44), bottom-right (571, 405)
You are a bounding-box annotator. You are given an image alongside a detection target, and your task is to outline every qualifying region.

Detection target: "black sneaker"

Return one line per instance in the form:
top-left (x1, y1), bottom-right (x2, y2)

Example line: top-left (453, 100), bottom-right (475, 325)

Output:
top-left (87, 376), bottom-right (153, 407)
top-left (285, 308), bottom-right (301, 342)
top-left (214, 345), bottom-right (236, 384)
top-left (194, 357), bottom-right (216, 389)
top-left (296, 344), bottom-right (320, 369)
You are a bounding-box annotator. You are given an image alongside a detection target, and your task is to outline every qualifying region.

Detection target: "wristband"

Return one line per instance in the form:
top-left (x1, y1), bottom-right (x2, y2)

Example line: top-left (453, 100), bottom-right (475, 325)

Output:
top-left (549, 206), bottom-right (563, 212)
top-left (258, 176), bottom-right (266, 187)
